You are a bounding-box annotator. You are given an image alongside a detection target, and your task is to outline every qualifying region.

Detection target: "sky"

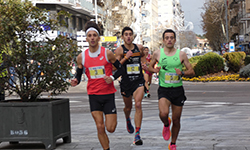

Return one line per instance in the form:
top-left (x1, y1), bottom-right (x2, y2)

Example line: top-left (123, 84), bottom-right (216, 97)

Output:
top-left (179, 0), bottom-right (206, 35)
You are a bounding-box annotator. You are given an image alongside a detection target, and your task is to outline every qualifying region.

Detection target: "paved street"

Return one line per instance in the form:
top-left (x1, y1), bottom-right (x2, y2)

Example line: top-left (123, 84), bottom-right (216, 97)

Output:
top-left (1, 81), bottom-right (250, 150)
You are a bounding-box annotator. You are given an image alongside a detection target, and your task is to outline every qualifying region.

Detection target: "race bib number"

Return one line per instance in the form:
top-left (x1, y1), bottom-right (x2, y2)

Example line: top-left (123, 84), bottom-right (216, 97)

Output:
top-left (126, 64), bottom-right (140, 74)
top-left (89, 66), bottom-right (105, 79)
top-left (165, 73), bottom-right (180, 83)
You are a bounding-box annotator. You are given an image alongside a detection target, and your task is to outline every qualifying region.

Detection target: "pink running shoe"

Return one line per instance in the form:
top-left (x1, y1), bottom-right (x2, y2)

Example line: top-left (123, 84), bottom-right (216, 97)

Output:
top-left (168, 143), bottom-right (177, 150)
top-left (162, 117), bottom-right (171, 141)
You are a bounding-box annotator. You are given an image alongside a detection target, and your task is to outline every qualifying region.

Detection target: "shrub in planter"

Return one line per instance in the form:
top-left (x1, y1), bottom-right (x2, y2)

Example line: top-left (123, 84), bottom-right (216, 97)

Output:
top-left (239, 64), bottom-right (250, 78)
top-left (223, 52), bottom-right (246, 73)
top-left (194, 52), bottom-right (224, 76)
top-left (0, 0), bottom-right (78, 101)
top-left (0, 0), bottom-right (78, 149)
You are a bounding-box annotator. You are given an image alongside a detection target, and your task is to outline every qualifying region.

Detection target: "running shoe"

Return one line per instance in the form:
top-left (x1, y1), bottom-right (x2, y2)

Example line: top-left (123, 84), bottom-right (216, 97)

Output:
top-left (144, 93), bottom-right (148, 98)
top-left (126, 117), bottom-right (134, 134)
top-left (147, 93), bottom-right (150, 98)
top-left (133, 134), bottom-right (143, 145)
top-left (168, 143), bottom-right (177, 150)
top-left (162, 117), bottom-right (171, 141)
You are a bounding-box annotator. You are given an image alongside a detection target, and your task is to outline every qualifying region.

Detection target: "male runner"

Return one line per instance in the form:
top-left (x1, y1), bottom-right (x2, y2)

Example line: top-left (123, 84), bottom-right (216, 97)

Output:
top-left (148, 29), bottom-right (195, 150)
top-left (71, 21), bottom-right (125, 150)
top-left (115, 27), bottom-right (145, 145)
top-left (141, 47), bottom-right (152, 98)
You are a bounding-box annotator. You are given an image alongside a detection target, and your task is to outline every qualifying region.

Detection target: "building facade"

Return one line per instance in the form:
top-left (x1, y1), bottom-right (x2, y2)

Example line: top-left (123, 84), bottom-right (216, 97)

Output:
top-left (229, 0), bottom-right (250, 54)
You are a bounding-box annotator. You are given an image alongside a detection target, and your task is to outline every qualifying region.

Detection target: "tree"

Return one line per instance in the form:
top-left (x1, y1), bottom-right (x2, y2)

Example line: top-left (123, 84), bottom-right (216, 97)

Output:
top-left (0, 0), bottom-right (78, 101)
top-left (179, 31), bottom-right (198, 49)
top-left (201, 0), bottom-right (227, 51)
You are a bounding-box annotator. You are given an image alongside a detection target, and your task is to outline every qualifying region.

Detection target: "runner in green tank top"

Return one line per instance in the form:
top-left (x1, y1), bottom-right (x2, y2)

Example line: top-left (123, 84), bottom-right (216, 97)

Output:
top-left (148, 29), bottom-right (195, 150)
top-left (158, 48), bottom-right (183, 88)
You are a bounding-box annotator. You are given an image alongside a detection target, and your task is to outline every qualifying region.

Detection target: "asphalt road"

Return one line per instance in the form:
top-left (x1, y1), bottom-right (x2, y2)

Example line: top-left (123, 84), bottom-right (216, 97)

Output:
top-left (1, 81), bottom-right (250, 150)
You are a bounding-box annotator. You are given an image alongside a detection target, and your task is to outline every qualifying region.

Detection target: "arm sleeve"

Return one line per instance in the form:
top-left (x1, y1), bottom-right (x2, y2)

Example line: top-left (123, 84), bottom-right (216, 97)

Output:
top-left (112, 59), bottom-right (125, 80)
top-left (75, 67), bottom-right (83, 84)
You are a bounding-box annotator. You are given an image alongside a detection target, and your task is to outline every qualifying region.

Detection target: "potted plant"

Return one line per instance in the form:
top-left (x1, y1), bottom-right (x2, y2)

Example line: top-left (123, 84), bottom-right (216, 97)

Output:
top-left (0, 0), bottom-right (78, 149)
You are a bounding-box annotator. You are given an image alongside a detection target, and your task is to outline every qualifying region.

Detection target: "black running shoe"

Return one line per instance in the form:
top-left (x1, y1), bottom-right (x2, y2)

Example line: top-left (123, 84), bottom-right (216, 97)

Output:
top-left (133, 135), bottom-right (143, 145)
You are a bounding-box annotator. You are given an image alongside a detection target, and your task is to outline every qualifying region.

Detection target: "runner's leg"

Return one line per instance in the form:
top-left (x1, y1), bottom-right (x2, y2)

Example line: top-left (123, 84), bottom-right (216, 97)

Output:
top-left (170, 104), bottom-right (183, 144)
top-left (91, 111), bottom-right (110, 150)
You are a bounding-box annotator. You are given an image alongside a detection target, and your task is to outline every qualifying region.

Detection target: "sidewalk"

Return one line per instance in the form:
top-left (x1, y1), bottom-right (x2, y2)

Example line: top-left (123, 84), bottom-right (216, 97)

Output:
top-left (1, 81), bottom-right (250, 150)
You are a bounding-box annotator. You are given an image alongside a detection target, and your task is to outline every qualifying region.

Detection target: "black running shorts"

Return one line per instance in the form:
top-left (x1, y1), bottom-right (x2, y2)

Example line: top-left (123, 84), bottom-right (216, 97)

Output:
top-left (120, 78), bottom-right (145, 97)
top-left (158, 86), bottom-right (187, 106)
top-left (88, 93), bottom-right (117, 114)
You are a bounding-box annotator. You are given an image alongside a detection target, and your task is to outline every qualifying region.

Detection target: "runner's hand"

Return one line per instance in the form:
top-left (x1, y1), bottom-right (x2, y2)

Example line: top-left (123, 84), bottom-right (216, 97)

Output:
top-left (142, 63), bottom-right (148, 71)
top-left (154, 66), bottom-right (161, 73)
top-left (103, 76), bottom-right (113, 84)
top-left (126, 50), bottom-right (133, 59)
top-left (70, 78), bottom-right (78, 87)
top-left (175, 68), bottom-right (181, 75)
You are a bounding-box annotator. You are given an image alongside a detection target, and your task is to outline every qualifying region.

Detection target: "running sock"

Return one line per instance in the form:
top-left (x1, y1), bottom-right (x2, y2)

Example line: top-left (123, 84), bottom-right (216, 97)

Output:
top-left (171, 142), bottom-right (176, 145)
top-left (126, 117), bottom-right (134, 133)
top-left (135, 127), bottom-right (141, 137)
top-left (105, 148), bottom-right (110, 150)
top-left (127, 117), bottom-right (131, 123)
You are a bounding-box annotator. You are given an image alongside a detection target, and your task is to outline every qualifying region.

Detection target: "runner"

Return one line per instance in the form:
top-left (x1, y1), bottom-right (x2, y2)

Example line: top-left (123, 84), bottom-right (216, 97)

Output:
top-left (148, 29), bottom-right (195, 150)
top-left (71, 21), bottom-right (125, 150)
top-left (115, 27), bottom-right (145, 145)
top-left (141, 47), bottom-right (152, 98)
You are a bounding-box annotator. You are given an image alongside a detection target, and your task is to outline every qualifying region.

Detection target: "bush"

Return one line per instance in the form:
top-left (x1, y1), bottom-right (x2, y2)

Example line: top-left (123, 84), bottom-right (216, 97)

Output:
top-left (239, 64), bottom-right (250, 78)
top-left (194, 52), bottom-right (224, 76)
top-left (0, 0), bottom-right (78, 101)
top-left (223, 52), bottom-right (246, 72)
top-left (182, 55), bottom-right (201, 71)
top-left (244, 55), bottom-right (250, 66)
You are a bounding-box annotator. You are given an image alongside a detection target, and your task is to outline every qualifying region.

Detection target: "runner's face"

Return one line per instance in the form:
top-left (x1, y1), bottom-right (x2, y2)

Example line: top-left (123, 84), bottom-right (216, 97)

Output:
top-left (163, 32), bottom-right (176, 48)
top-left (122, 30), bottom-right (133, 44)
top-left (144, 48), bottom-right (149, 55)
top-left (86, 30), bottom-right (100, 47)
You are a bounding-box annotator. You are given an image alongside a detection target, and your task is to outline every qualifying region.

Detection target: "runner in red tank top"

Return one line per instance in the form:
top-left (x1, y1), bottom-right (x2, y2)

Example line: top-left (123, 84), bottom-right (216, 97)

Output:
top-left (71, 21), bottom-right (125, 150)
top-left (141, 47), bottom-right (153, 98)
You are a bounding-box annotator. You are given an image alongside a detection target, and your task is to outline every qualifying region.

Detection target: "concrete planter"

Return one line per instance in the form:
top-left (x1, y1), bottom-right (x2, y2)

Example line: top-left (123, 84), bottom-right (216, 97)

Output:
top-left (0, 98), bottom-right (71, 150)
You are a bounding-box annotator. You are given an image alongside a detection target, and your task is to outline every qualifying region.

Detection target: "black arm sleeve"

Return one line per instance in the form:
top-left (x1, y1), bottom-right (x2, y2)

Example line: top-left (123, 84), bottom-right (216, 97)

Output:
top-left (75, 67), bottom-right (83, 85)
top-left (112, 59), bottom-right (125, 80)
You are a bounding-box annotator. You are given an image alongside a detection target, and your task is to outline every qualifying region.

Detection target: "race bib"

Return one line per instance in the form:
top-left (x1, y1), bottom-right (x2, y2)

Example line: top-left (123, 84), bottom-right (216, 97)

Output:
top-left (89, 66), bottom-right (105, 79)
top-left (165, 73), bottom-right (180, 83)
top-left (126, 64), bottom-right (140, 74)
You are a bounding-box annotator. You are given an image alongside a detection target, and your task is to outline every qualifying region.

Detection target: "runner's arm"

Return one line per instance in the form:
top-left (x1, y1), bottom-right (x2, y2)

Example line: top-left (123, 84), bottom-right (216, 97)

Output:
top-left (107, 50), bottom-right (125, 80)
top-left (71, 54), bottom-right (84, 86)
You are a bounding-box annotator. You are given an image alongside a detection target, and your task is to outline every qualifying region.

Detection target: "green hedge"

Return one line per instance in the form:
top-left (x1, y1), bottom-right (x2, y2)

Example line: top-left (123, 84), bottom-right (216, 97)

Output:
top-left (194, 52), bottom-right (224, 76)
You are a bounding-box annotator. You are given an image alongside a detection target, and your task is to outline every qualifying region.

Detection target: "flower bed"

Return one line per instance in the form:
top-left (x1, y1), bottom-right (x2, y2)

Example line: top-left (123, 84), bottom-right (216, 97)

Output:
top-left (182, 72), bottom-right (250, 82)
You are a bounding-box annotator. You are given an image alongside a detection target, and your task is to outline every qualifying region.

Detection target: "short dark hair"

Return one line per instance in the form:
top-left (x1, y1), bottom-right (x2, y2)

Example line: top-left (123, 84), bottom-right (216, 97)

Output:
top-left (84, 21), bottom-right (100, 35)
top-left (122, 27), bottom-right (133, 35)
top-left (162, 29), bottom-right (176, 40)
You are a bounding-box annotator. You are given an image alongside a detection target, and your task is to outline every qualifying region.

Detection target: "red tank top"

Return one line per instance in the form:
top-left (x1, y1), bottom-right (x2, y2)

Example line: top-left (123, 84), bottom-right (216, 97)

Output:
top-left (146, 54), bottom-right (151, 62)
top-left (83, 47), bottom-right (116, 95)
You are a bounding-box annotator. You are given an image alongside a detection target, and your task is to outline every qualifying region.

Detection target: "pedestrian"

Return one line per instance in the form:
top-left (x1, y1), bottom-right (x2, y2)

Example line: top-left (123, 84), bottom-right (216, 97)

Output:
top-left (141, 47), bottom-right (152, 98)
top-left (148, 29), bottom-right (195, 150)
top-left (71, 21), bottom-right (125, 150)
top-left (114, 26), bottom-right (145, 145)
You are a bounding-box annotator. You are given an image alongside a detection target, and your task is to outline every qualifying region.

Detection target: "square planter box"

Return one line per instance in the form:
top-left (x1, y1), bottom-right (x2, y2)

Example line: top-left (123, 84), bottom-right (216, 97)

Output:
top-left (0, 98), bottom-right (71, 150)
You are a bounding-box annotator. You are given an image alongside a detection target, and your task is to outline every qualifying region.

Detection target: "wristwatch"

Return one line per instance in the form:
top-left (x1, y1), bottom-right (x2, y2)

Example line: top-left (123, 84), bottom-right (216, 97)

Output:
top-left (181, 71), bottom-right (185, 77)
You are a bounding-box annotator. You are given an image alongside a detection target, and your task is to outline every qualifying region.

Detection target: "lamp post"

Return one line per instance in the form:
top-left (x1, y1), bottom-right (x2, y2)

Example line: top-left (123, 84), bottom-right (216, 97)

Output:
top-left (95, 0), bottom-right (97, 24)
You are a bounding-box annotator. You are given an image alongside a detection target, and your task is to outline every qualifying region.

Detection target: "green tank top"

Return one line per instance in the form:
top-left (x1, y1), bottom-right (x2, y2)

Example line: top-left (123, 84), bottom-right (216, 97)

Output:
top-left (158, 48), bottom-right (183, 88)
